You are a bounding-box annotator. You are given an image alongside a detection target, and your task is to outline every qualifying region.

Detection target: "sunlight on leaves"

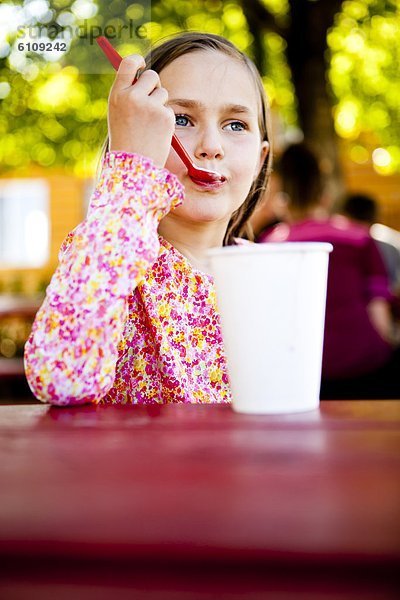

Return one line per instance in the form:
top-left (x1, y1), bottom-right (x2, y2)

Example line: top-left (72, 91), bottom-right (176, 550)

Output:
top-left (328, 0), bottom-right (400, 173)
top-left (0, 0), bottom-right (296, 175)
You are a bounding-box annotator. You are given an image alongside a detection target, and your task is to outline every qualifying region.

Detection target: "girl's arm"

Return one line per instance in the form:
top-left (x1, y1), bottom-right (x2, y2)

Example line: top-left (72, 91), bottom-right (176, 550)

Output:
top-left (24, 151), bottom-right (184, 406)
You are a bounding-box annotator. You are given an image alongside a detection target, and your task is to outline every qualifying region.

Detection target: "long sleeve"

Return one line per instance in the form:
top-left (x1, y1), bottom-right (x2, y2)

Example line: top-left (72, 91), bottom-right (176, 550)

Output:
top-left (24, 151), bottom-right (184, 406)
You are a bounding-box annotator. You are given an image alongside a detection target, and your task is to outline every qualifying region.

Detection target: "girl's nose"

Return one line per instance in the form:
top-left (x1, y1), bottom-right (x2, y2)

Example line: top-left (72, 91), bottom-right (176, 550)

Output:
top-left (193, 127), bottom-right (224, 161)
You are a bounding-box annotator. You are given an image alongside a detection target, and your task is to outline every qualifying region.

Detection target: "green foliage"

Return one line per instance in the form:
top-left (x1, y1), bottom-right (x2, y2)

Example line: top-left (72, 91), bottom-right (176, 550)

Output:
top-left (1, 0), bottom-right (398, 176)
top-left (262, 31), bottom-right (296, 129)
top-left (0, 0), bottom-right (296, 176)
top-left (327, 0), bottom-right (400, 174)
top-left (260, 0), bottom-right (289, 20)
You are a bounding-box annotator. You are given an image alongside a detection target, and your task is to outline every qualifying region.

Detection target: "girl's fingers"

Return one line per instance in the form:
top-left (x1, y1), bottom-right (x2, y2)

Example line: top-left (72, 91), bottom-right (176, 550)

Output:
top-left (148, 86), bottom-right (169, 105)
top-left (112, 54), bottom-right (146, 91)
top-left (107, 54), bottom-right (174, 167)
top-left (130, 69), bottom-right (162, 97)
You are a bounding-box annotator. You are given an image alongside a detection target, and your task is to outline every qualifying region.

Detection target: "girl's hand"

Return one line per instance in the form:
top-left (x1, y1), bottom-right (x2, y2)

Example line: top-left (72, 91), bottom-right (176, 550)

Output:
top-left (108, 55), bottom-right (175, 168)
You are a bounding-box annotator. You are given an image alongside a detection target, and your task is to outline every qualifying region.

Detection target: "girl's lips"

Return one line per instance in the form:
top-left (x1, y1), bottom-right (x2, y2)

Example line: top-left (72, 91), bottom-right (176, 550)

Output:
top-left (189, 176), bottom-right (227, 190)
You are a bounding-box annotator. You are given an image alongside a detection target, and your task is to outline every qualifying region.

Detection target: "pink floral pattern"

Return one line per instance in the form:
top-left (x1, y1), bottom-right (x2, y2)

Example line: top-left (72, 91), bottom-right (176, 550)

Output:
top-left (24, 151), bottom-right (231, 406)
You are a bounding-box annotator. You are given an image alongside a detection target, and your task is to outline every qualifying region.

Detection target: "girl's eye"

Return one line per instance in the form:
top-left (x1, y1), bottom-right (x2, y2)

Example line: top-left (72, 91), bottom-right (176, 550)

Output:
top-left (175, 114), bottom-right (191, 127)
top-left (225, 121), bottom-right (247, 132)
top-left (175, 115), bottom-right (247, 131)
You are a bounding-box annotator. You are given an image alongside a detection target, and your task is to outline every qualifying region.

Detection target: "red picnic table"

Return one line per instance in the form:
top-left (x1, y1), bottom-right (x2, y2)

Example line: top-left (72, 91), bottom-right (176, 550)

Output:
top-left (0, 399), bottom-right (399, 599)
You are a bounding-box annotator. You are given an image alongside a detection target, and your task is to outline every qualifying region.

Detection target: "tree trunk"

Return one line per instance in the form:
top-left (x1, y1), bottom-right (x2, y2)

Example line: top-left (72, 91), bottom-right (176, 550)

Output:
top-left (242, 0), bottom-right (345, 196)
top-left (286, 0), bottom-right (344, 194)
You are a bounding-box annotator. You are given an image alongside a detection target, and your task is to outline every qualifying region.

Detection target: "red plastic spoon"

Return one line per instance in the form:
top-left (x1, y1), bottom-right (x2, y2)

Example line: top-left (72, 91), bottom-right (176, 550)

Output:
top-left (96, 36), bottom-right (225, 184)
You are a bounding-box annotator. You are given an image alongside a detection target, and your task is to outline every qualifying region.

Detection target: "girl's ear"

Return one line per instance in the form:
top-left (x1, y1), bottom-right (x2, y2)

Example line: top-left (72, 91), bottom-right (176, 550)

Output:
top-left (254, 141), bottom-right (270, 180)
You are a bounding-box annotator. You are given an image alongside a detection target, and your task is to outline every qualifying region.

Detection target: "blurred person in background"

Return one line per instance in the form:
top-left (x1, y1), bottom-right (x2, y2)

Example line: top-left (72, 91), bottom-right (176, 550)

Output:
top-left (257, 142), bottom-right (400, 399)
top-left (341, 193), bottom-right (400, 294)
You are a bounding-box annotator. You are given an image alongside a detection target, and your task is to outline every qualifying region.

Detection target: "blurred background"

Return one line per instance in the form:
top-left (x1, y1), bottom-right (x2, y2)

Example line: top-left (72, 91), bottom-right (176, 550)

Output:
top-left (1, 0), bottom-right (399, 399)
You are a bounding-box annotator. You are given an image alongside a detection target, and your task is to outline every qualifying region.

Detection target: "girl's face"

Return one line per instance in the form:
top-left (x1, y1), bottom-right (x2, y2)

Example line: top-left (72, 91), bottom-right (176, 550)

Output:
top-left (160, 50), bottom-right (269, 227)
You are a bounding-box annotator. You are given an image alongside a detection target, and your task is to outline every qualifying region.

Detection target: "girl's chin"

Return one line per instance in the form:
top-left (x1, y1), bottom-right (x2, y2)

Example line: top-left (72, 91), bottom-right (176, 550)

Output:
top-left (172, 205), bottom-right (230, 223)
top-left (171, 187), bottom-right (243, 222)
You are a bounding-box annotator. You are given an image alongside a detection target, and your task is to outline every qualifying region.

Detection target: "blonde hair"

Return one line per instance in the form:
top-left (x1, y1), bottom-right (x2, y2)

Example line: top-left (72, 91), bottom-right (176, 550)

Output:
top-left (97, 31), bottom-right (273, 245)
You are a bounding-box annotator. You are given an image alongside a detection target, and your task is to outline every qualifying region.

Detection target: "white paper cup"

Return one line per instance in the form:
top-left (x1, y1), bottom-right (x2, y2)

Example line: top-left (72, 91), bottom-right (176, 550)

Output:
top-left (206, 242), bottom-right (333, 414)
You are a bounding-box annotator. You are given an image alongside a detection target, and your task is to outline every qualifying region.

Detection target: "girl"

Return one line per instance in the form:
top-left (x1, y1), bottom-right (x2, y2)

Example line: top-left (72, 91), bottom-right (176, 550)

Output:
top-left (24, 32), bottom-right (271, 406)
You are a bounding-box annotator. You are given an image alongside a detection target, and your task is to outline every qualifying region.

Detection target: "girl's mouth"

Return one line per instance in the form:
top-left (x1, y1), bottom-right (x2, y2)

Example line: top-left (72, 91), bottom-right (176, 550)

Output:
top-left (189, 176), bottom-right (227, 191)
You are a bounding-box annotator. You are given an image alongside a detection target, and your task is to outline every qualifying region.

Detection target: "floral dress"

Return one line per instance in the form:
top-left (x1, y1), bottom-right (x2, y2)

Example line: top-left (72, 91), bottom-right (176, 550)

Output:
top-left (24, 151), bottom-right (232, 406)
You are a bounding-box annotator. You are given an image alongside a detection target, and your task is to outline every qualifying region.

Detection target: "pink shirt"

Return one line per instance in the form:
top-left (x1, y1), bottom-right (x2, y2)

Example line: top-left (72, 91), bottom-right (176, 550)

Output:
top-left (258, 217), bottom-right (393, 378)
top-left (24, 152), bottom-right (231, 406)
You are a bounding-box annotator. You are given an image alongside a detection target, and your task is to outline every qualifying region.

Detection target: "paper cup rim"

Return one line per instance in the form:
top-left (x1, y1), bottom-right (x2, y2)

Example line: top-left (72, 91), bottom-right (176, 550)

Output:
top-left (207, 242), bottom-right (333, 257)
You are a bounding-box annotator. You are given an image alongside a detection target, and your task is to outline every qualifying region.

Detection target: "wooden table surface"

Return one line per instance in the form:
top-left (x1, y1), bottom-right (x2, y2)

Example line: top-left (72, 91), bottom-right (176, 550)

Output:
top-left (1, 400), bottom-right (399, 599)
